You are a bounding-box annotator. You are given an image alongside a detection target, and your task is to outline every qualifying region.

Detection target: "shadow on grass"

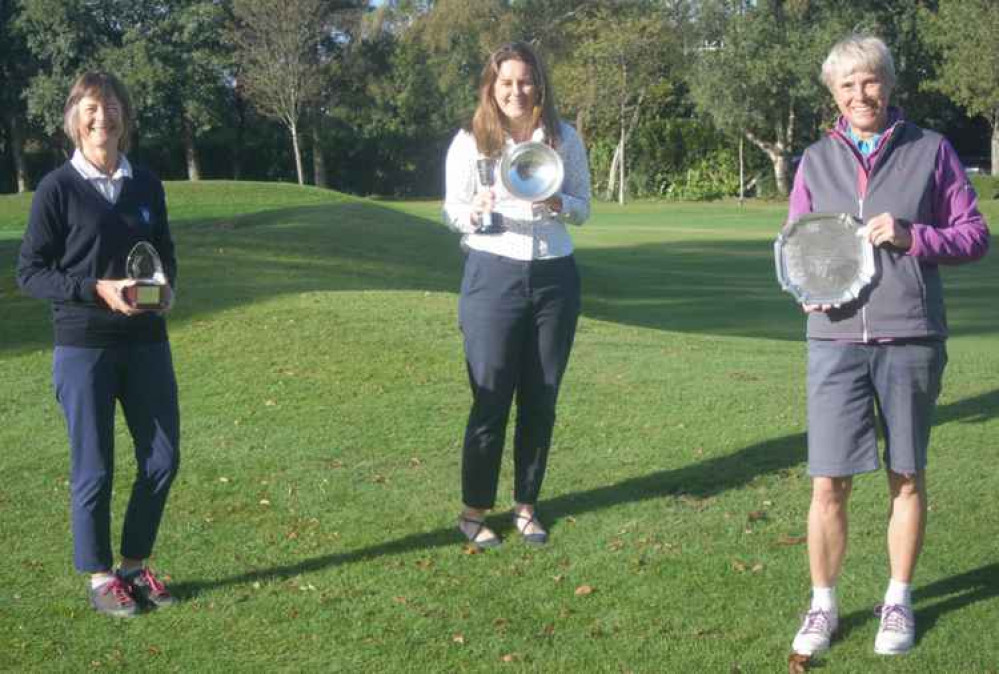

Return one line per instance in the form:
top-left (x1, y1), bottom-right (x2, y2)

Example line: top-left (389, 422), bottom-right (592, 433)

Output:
top-left (170, 431), bottom-right (805, 599)
top-left (835, 562), bottom-right (999, 645)
top-left (0, 201), bottom-right (463, 354)
top-left (577, 239), bottom-right (999, 342)
top-left (169, 387), bottom-right (999, 600)
top-left (3, 197), bottom-right (996, 354)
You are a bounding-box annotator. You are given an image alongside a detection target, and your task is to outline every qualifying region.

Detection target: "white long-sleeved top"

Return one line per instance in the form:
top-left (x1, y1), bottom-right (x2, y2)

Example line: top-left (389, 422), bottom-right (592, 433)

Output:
top-left (442, 121), bottom-right (591, 260)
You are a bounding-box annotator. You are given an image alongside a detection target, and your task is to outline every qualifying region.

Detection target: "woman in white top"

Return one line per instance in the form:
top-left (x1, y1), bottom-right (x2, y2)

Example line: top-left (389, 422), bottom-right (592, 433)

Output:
top-left (443, 42), bottom-right (592, 549)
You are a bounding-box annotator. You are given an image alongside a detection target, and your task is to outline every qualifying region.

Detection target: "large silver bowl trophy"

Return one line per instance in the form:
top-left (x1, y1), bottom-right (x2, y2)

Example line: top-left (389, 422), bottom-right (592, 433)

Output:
top-left (774, 213), bottom-right (877, 306)
top-left (500, 141), bottom-right (564, 202)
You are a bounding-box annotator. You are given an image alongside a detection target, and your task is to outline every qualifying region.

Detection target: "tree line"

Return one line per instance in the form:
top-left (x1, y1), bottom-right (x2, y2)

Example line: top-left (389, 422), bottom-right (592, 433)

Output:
top-left (1, 0), bottom-right (996, 200)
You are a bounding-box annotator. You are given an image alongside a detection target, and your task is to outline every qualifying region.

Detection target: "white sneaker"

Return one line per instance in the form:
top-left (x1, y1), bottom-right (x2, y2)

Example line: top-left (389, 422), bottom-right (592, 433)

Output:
top-left (874, 604), bottom-right (915, 655)
top-left (792, 608), bottom-right (838, 655)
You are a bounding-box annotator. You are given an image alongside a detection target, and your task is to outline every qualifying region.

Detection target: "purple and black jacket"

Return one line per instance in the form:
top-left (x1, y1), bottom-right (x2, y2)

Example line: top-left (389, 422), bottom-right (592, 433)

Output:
top-left (788, 109), bottom-right (990, 341)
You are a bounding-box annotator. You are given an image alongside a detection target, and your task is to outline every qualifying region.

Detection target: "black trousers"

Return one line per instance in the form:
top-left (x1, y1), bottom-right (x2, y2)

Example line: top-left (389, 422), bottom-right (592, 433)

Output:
top-left (458, 250), bottom-right (580, 509)
top-left (54, 343), bottom-right (180, 572)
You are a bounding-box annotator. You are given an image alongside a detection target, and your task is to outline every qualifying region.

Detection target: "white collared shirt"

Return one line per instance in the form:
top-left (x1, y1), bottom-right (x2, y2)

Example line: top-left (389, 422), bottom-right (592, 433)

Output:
top-left (443, 121), bottom-right (591, 260)
top-left (71, 149), bottom-right (132, 205)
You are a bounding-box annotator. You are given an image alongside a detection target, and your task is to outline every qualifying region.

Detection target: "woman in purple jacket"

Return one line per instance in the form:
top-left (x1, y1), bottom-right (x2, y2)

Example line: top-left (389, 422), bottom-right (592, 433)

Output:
top-left (787, 35), bottom-right (989, 658)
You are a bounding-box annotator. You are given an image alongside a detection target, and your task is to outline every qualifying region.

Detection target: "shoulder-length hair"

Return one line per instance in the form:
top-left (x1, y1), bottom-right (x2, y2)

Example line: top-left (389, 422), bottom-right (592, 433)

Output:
top-left (63, 71), bottom-right (134, 152)
top-left (471, 42), bottom-right (561, 158)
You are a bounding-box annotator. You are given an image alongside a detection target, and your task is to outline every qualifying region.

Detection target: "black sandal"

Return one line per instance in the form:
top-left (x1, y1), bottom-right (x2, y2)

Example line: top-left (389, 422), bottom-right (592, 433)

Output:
top-left (457, 515), bottom-right (501, 550)
top-left (513, 511), bottom-right (548, 546)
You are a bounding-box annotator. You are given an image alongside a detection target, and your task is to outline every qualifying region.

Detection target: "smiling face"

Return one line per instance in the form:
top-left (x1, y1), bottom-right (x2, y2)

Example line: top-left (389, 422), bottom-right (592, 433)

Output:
top-left (75, 92), bottom-right (123, 157)
top-left (831, 69), bottom-right (890, 138)
top-left (493, 58), bottom-right (537, 130)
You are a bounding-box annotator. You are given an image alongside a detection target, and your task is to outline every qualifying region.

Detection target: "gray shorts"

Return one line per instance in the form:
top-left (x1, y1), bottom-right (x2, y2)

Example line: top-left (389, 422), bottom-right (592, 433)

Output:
top-left (807, 339), bottom-right (947, 477)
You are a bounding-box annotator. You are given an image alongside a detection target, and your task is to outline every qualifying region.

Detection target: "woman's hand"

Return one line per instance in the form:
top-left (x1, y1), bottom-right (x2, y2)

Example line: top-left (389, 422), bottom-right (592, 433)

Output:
top-left (471, 190), bottom-right (496, 225)
top-left (159, 285), bottom-right (174, 314)
top-left (862, 212), bottom-right (912, 250)
top-left (541, 194), bottom-right (563, 215)
top-left (802, 303), bottom-right (835, 314)
top-left (95, 279), bottom-right (141, 315)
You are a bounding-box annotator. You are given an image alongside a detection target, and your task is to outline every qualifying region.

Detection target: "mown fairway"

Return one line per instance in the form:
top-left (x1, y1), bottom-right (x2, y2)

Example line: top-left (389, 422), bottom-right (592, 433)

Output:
top-left (1, 183), bottom-right (996, 673)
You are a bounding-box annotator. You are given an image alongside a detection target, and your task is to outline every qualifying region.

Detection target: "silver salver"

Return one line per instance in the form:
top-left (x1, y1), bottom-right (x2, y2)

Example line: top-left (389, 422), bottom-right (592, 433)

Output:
top-left (774, 212), bottom-right (876, 306)
top-left (500, 141), bottom-right (564, 202)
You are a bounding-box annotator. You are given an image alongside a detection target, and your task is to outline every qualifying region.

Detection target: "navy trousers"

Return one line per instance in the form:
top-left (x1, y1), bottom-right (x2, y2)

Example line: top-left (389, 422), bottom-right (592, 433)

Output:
top-left (53, 342), bottom-right (180, 573)
top-left (458, 250), bottom-right (580, 509)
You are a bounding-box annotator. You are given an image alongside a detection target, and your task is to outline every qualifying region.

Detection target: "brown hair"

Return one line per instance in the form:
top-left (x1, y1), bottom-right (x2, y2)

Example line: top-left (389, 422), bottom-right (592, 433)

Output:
top-left (471, 42), bottom-right (561, 158)
top-left (63, 71), bottom-right (134, 152)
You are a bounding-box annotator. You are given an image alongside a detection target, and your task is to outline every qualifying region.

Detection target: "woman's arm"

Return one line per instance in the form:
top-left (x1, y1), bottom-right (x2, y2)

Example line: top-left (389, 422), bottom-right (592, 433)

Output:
top-left (17, 181), bottom-right (100, 303)
top-left (908, 138), bottom-right (990, 264)
top-left (442, 131), bottom-right (479, 234)
top-left (554, 123), bottom-right (591, 226)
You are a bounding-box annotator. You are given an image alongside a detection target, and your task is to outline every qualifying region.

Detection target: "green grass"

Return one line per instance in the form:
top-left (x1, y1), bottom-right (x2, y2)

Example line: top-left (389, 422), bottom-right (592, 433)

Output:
top-left (1, 183), bottom-right (997, 672)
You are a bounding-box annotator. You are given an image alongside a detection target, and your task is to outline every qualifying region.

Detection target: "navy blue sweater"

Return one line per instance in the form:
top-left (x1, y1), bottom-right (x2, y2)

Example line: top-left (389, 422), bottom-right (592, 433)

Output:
top-left (17, 161), bottom-right (177, 347)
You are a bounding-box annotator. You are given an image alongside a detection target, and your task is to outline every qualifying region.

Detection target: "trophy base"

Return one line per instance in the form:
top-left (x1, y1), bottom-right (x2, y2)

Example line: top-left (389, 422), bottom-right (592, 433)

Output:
top-left (125, 282), bottom-right (165, 311)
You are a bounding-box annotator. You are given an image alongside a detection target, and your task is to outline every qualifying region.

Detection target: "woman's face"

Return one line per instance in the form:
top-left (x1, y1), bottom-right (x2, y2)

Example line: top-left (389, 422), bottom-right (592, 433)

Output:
top-left (493, 58), bottom-right (536, 127)
top-left (76, 93), bottom-right (123, 155)
top-left (831, 69), bottom-right (890, 137)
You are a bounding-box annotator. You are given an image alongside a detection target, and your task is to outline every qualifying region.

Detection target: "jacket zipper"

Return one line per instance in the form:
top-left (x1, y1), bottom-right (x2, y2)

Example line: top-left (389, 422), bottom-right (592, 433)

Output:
top-left (858, 196), bottom-right (869, 342)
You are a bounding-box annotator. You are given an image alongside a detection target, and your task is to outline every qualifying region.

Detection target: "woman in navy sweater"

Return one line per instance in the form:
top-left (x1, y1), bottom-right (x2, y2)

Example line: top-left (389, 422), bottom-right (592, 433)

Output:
top-left (17, 72), bottom-right (180, 618)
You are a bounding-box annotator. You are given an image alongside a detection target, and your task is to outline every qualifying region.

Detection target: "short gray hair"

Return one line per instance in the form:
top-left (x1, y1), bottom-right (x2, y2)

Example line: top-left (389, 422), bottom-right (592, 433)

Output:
top-left (821, 35), bottom-right (896, 92)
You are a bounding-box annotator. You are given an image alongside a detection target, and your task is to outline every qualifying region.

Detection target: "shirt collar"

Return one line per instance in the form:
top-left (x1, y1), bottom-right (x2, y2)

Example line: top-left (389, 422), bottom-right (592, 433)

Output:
top-left (847, 127), bottom-right (882, 158)
top-left (71, 149), bottom-right (132, 181)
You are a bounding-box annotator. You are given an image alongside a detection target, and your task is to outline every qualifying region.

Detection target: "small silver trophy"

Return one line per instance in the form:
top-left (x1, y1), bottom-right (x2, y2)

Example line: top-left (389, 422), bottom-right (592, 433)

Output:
top-left (124, 241), bottom-right (167, 310)
top-left (476, 156), bottom-right (500, 233)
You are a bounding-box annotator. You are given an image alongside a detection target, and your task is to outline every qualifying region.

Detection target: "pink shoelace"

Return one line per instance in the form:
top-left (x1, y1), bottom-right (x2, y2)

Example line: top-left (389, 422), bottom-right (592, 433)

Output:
top-left (137, 568), bottom-right (168, 595)
top-left (800, 609), bottom-right (835, 634)
top-left (875, 604), bottom-right (913, 633)
top-left (100, 577), bottom-right (134, 606)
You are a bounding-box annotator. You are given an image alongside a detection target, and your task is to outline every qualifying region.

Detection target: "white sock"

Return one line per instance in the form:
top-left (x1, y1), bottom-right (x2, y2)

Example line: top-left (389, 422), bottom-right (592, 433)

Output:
top-left (811, 586), bottom-right (837, 613)
top-left (90, 573), bottom-right (116, 590)
top-left (884, 578), bottom-right (912, 607)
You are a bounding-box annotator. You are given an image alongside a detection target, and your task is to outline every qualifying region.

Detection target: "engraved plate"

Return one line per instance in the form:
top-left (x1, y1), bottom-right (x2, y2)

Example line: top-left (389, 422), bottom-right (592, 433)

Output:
top-left (774, 213), bottom-right (876, 306)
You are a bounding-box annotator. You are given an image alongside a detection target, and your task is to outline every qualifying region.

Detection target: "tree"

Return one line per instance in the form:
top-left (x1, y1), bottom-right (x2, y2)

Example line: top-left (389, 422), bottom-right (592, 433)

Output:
top-left (15, 0), bottom-right (118, 155)
top-left (117, 0), bottom-right (231, 181)
top-left (558, 2), bottom-right (683, 203)
top-left (922, 0), bottom-right (999, 175)
top-left (231, 0), bottom-right (327, 185)
top-left (689, 1), bottom-right (852, 197)
top-left (14, 0), bottom-right (232, 182)
top-left (1, 0), bottom-right (36, 192)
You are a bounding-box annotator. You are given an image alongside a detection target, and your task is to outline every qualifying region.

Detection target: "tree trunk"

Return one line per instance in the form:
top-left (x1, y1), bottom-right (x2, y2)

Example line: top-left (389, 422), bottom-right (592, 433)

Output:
top-left (290, 123), bottom-right (304, 186)
top-left (618, 123), bottom-right (625, 205)
top-left (744, 129), bottom-right (791, 198)
top-left (991, 110), bottom-right (998, 177)
top-left (312, 120), bottom-right (327, 189)
top-left (182, 114), bottom-right (201, 181)
top-left (606, 140), bottom-right (620, 201)
top-left (232, 89), bottom-right (247, 180)
top-left (773, 153), bottom-right (790, 197)
top-left (738, 135), bottom-right (745, 205)
top-left (9, 114), bottom-right (30, 193)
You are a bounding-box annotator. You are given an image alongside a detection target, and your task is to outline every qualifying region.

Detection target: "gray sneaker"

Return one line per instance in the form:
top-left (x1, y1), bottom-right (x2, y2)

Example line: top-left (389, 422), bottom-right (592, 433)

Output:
top-left (122, 568), bottom-right (177, 609)
top-left (89, 577), bottom-right (139, 618)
